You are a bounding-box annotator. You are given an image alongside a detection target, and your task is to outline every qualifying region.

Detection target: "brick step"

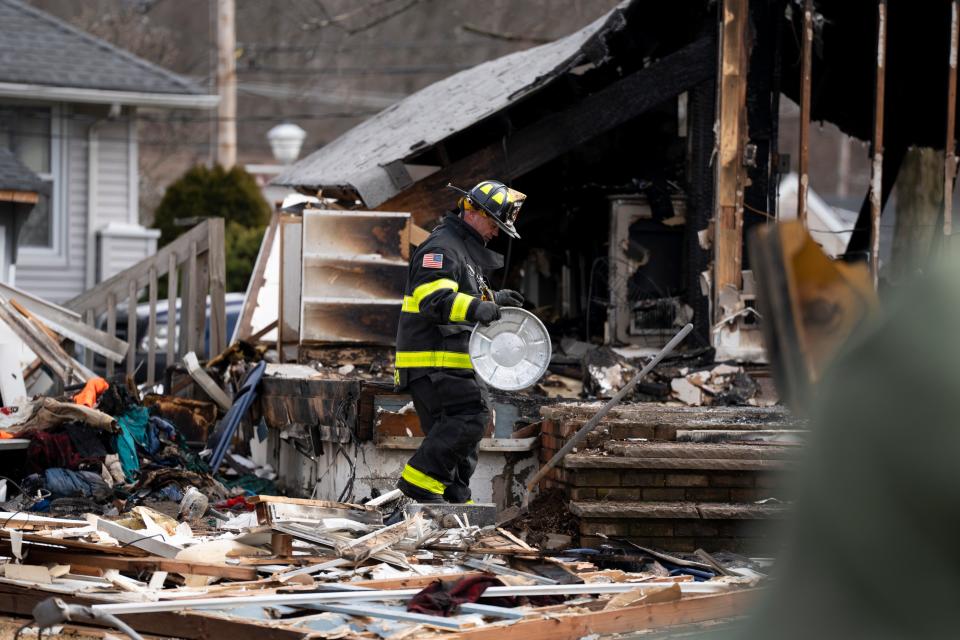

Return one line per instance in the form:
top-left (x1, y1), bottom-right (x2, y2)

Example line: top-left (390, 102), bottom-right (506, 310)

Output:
top-left (570, 500), bottom-right (789, 520)
top-left (602, 441), bottom-right (797, 460)
top-left (562, 466), bottom-right (783, 503)
top-left (572, 500), bottom-right (788, 553)
top-left (579, 500), bottom-right (780, 555)
top-left (562, 453), bottom-right (791, 472)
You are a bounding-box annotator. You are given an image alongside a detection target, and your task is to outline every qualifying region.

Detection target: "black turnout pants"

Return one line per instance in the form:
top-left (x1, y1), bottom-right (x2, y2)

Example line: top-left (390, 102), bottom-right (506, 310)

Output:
top-left (397, 370), bottom-right (489, 503)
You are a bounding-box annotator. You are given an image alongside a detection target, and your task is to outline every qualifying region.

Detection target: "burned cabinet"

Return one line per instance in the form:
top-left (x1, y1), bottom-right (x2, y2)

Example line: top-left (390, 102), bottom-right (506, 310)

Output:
top-left (608, 195), bottom-right (690, 346)
top-left (300, 210), bottom-right (410, 345)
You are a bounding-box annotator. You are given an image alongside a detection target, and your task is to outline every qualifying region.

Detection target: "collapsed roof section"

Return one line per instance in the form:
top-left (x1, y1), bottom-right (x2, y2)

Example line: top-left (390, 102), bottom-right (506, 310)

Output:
top-left (274, 0), bottom-right (711, 208)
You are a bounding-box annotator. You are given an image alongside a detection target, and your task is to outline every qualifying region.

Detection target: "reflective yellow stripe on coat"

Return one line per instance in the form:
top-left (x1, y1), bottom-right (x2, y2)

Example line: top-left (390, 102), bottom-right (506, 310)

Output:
top-left (394, 351), bottom-right (473, 369)
top-left (408, 278), bottom-right (458, 308)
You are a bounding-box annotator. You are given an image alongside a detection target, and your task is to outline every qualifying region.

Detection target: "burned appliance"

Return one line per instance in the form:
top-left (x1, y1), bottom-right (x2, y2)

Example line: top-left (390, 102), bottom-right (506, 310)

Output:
top-left (608, 195), bottom-right (690, 346)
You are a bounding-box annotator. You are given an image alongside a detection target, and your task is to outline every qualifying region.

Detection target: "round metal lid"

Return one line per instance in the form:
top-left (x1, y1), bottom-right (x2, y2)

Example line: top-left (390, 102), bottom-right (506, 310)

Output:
top-left (469, 307), bottom-right (552, 391)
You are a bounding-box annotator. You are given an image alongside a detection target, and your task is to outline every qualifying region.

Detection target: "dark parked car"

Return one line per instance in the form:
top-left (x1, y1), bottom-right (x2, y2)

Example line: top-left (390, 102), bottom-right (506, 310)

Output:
top-left (95, 293), bottom-right (245, 383)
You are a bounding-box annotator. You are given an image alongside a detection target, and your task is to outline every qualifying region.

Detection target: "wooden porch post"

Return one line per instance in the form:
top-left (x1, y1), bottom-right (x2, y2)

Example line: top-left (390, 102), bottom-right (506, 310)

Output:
top-left (713, 0), bottom-right (751, 322)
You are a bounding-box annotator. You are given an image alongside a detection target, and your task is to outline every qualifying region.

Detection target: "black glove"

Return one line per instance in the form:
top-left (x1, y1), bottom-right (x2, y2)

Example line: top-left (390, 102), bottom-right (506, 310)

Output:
top-left (493, 289), bottom-right (524, 308)
top-left (472, 301), bottom-right (501, 325)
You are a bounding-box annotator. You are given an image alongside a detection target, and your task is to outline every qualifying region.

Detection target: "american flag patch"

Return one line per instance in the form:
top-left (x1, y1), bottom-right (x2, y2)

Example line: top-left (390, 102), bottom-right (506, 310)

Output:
top-left (422, 253), bottom-right (443, 269)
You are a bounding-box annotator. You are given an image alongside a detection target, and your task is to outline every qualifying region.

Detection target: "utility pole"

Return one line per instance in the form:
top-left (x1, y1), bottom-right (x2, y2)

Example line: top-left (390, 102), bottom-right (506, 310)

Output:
top-left (216, 0), bottom-right (237, 168)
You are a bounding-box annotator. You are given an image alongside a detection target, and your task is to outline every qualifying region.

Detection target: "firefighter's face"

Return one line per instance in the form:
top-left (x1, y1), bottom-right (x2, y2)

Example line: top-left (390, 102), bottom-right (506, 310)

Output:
top-left (465, 209), bottom-right (500, 242)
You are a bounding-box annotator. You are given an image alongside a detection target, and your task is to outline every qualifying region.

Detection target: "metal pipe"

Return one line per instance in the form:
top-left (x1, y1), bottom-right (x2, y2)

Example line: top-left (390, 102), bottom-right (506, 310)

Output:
top-left (523, 323), bottom-right (694, 504)
top-left (89, 580), bottom-right (730, 616)
top-left (797, 0), bottom-right (813, 226)
top-left (945, 0), bottom-right (959, 238)
top-left (870, 0), bottom-right (888, 287)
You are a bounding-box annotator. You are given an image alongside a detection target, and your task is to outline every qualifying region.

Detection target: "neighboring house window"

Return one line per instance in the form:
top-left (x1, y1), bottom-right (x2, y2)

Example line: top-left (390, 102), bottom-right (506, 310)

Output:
top-left (0, 105), bottom-right (56, 249)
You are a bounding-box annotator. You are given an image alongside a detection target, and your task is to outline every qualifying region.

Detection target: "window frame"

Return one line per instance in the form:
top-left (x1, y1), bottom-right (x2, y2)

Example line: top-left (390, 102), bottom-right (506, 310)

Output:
top-left (12, 102), bottom-right (67, 265)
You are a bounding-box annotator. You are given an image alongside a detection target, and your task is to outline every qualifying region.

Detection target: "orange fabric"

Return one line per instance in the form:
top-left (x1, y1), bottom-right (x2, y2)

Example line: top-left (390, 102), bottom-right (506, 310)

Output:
top-left (0, 431), bottom-right (13, 439)
top-left (73, 377), bottom-right (109, 408)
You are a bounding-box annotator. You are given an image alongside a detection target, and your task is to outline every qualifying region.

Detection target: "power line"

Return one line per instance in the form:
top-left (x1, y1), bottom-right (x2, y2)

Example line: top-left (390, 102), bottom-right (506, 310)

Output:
top-left (236, 63), bottom-right (471, 76)
top-left (3, 109), bottom-right (376, 128)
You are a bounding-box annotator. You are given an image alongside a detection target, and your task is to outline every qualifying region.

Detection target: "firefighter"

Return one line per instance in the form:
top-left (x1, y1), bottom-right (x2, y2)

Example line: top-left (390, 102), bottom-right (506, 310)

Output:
top-left (394, 179), bottom-right (527, 504)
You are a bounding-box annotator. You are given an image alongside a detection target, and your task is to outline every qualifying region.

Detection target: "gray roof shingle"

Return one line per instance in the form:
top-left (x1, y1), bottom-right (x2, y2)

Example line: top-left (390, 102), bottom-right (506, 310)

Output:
top-left (0, 147), bottom-right (42, 193)
top-left (274, 1), bottom-right (631, 207)
top-left (0, 0), bottom-right (205, 95)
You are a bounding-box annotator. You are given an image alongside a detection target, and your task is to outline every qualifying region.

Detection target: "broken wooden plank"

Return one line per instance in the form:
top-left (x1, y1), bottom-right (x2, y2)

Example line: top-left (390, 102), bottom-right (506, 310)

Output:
top-left (182, 351), bottom-right (233, 411)
top-left (0, 581), bottom-right (307, 640)
top-left (251, 496), bottom-right (382, 526)
top-left (3, 546), bottom-right (258, 581)
top-left (0, 514), bottom-right (89, 529)
top-left (0, 283), bottom-right (128, 363)
top-left (442, 589), bottom-right (758, 640)
top-left (8, 298), bottom-right (92, 378)
top-left (0, 300), bottom-right (77, 383)
top-left (334, 515), bottom-right (419, 563)
top-left (271, 533), bottom-right (293, 557)
top-left (2, 563), bottom-right (52, 583)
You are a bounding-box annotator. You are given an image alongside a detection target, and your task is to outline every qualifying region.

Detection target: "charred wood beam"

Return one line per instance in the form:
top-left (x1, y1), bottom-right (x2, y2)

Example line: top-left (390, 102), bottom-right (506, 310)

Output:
top-left (377, 34), bottom-right (717, 223)
top-left (797, 0), bottom-right (814, 226)
top-left (869, 0), bottom-right (889, 287)
top-left (944, 0), bottom-right (959, 238)
top-left (685, 79), bottom-right (716, 349)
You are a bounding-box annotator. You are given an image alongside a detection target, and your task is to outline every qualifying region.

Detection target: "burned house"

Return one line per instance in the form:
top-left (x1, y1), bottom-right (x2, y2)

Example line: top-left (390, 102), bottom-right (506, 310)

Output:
top-left (275, 0), bottom-right (723, 354)
top-left (244, 0), bottom-right (958, 548)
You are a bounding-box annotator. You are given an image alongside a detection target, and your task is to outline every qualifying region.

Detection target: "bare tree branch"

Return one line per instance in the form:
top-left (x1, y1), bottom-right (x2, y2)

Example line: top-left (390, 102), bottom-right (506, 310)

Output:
top-left (307, 0), bottom-right (424, 35)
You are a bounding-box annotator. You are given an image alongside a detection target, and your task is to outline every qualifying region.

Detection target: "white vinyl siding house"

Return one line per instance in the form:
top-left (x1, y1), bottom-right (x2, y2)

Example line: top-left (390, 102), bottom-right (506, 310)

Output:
top-left (0, 0), bottom-right (217, 303)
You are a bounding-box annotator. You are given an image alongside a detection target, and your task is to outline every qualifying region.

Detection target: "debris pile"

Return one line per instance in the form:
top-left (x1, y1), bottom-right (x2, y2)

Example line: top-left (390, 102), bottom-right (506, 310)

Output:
top-left (0, 491), bottom-right (766, 639)
top-left (544, 339), bottom-right (777, 406)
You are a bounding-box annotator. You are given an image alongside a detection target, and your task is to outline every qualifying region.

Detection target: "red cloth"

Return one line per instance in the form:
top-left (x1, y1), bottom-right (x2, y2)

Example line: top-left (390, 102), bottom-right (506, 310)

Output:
top-left (73, 377), bottom-right (109, 408)
top-left (26, 430), bottom-right (82, 473)
top-left (217, 496), bottom-right (254, 511)
top-left (407, 575), bottom-right (507, 616)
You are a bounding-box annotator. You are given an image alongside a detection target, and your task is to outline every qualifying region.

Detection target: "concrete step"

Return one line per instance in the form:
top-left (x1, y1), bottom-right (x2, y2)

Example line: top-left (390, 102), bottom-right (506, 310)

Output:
top-left (541, 403), bottom-right (802, 430)
top-left (541, 404), bottom-right (803, 444)
top-left (602, 441), bottom-right (798, 460)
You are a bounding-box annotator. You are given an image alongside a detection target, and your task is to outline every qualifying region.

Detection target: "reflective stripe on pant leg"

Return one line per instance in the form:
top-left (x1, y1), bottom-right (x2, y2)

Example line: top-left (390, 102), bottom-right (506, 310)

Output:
top-left (401, 464), bottom-right (446, 495)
